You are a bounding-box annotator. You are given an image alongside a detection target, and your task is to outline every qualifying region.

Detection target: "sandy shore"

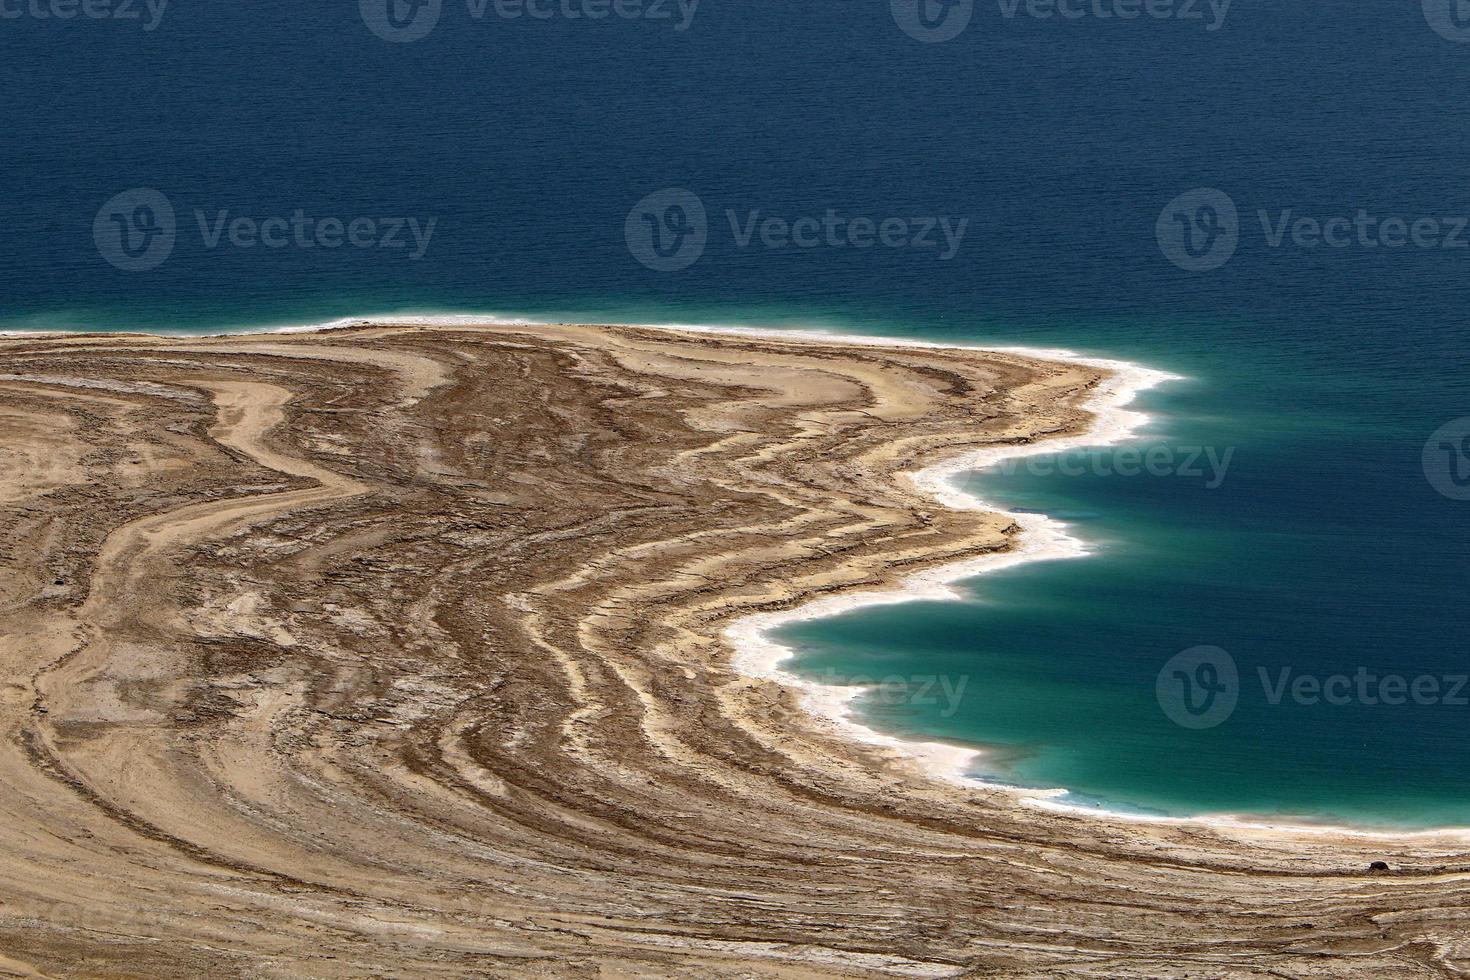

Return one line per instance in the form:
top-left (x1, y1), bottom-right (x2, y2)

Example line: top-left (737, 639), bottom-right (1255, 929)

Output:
top-left (0, 321), bottom-right (1466, 977)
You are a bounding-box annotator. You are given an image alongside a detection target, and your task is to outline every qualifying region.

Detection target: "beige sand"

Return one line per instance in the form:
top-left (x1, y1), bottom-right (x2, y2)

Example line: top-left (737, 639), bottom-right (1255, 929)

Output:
top-left (0, 322), bottom-right (1463, 978)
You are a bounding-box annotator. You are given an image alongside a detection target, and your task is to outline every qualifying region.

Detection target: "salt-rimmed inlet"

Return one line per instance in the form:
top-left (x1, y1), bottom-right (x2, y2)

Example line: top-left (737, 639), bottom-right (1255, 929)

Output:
top-left (180, 314), bottom-right (1188, 815)
top-left (19, 311), bottom-right (1470, 840)
top-left (705, 330), bottom-right (1181, 809)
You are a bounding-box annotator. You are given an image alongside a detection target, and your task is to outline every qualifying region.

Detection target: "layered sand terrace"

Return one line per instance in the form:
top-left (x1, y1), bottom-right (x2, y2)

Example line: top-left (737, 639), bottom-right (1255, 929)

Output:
top-left (0, 321), bottom-right (1465, 978)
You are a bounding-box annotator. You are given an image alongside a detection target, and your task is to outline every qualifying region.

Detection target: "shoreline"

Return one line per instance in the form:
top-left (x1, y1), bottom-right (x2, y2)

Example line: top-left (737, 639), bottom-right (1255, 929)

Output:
top-left (724, 346), bottom-right (1177, 806)
top-left (6, 316), bottom-right (1469, 976)
top-left (7, 312), bottom-right (1470, 844)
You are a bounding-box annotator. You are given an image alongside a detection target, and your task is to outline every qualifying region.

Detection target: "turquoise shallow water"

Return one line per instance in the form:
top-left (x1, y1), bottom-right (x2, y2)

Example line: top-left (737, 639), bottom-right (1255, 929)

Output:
top-left (6, 1), bottom-right (1470, 829)
top-left (775, 371), bottom-right (1470, 830)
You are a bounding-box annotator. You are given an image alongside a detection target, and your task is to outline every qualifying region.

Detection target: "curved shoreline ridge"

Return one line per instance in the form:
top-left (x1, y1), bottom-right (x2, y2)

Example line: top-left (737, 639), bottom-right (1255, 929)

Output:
top-left (723, 339), bottom-right (1181, 808)
top-left (0, 321), bottom-right (1467, 977)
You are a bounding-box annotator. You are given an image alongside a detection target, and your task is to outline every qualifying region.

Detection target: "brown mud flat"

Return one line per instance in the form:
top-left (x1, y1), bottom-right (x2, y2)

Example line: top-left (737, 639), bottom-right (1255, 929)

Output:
top-left (0, 322), bottom-right (1465, 978)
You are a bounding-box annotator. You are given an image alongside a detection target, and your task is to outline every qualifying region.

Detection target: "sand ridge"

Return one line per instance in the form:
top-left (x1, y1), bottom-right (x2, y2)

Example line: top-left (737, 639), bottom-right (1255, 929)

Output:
top-left (0, 322), bottom-right (1464, 978)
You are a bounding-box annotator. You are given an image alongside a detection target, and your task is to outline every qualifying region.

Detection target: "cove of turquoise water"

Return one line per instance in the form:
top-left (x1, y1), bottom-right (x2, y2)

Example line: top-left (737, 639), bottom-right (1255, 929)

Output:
top-left (4, 1), bottom-right (1470, 828)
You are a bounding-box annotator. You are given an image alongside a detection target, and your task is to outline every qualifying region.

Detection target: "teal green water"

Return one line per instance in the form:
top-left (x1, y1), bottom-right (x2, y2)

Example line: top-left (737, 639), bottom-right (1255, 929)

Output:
top-left (776, 341), bottom-right (1470, 830)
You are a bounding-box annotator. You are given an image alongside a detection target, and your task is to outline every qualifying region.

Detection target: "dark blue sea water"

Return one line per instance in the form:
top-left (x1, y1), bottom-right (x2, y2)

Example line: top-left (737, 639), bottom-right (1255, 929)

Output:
top-left (4, 0), bottom-right (1470, 828)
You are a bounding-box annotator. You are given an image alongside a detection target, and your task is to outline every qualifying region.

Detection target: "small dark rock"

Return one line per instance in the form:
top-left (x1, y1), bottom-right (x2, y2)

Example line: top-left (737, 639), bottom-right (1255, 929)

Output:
top-left (1369, 861), bottom-right (1390, 872)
